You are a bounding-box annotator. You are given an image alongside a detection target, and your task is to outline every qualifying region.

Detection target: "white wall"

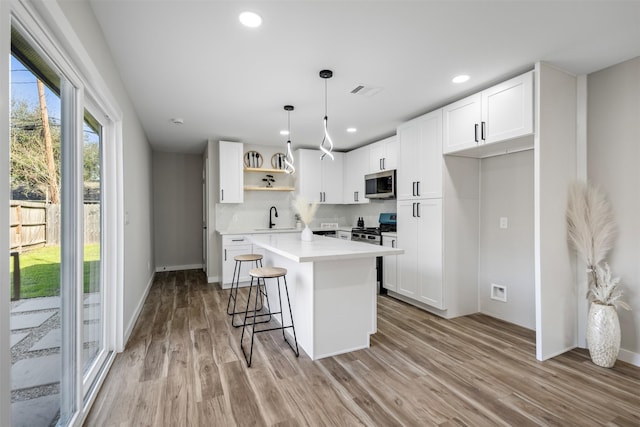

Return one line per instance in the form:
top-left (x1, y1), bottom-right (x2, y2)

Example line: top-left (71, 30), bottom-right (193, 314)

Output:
top-left (479, 150), bottom-right (535, 329)
top-left (57, 1), bottom-right (155, 342)
top-left (153, 151), bottom-right (203, 271)
top-left (587, 57), bottom-right (640, 362)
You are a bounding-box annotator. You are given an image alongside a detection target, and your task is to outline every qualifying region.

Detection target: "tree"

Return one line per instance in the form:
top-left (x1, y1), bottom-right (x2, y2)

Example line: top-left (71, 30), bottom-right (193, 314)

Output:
top-left (10, 98), bottom-right (61, 201)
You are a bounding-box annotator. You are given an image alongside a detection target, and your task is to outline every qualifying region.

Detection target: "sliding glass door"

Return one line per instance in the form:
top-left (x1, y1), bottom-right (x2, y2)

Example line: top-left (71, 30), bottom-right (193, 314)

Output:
top-left (9, 19), bottom-right (114, 427)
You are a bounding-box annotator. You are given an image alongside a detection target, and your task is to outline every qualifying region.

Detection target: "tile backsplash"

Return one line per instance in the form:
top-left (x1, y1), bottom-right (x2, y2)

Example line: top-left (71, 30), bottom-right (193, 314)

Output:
top-left (215, 190), bottom-right (397, 232)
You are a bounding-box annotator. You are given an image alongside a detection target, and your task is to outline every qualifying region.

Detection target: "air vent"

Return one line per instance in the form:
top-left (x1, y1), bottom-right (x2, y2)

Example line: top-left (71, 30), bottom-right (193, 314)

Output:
top-left (350, 85), bottom-right (383, 97)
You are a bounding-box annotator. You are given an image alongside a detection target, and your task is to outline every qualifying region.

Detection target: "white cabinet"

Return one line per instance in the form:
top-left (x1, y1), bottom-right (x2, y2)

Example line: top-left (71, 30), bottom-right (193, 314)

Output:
top-left (221, 234), bottom-right (269, 289)
top-left (219, 140), bottom-right (244, 203)
top-left (397, 199), bottom-right (444, 308)
top-left (296, 149), bottom-right (344, 204)
top-left (397, 109), bottom-right (443, 200)
top-left (221, 235), bottom-right (252, 287)
top-left (369, 135), bottom-right (398, 173)
top-left (382, 234), bottom-right (398, 292)
top-left (443, 71), bottom-right (534, 155)
top-left (343, 146), bottom-right (369, 204)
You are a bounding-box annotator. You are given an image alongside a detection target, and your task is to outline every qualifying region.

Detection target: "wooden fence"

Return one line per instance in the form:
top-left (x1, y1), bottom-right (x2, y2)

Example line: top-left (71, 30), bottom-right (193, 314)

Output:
top-left (10, 200), bottom-right (100, 252)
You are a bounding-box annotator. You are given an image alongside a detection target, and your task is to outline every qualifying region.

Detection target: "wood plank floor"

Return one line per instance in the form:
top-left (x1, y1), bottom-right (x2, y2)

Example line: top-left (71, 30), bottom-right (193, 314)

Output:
top-left (85, 270), bottom-right (640, 426)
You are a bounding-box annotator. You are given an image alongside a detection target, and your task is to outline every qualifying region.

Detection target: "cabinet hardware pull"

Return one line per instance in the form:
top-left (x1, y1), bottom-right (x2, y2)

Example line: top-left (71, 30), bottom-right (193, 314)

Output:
top-left (416, 202), bottom-right (421, 217)
top-left (412, 202), bottom-right (416, 217)
top-left (412, 182), bottom-right (416, 197)
top-left (474, 124), bottom-right (479, 142)
top-left (481, 121), bottom-right (486, 141)
top-left (382, 158), bottom-right (386, 170)
top-left (224, 249), bottom-right (227, 261)
top-left (354, 191), bottom-right (358, 202)
top-left (221, 189), bottom-right (224, 201)
top-left (231, 238), bottom-right (244, 242)
top-left (380, 158), bottom-right (383, 170)
top-left (392, 239), bottom-right (396, 248)
top-left (416, 181), bottom-right (420, 197)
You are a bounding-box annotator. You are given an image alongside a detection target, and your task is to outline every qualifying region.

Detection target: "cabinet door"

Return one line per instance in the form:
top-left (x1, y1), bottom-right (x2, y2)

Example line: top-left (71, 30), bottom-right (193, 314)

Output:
top-left (369, 136), bottom-right (398, 172)
top-left (295, 149), bottom-right (322, 202)
top-left (396, 200), bottom-right (418, 298)
top-left (343, 147), bottom-right (369, 204)
top-left (443, 93), bottom-right (481, 154)
top-left (398, 110), bottom-right (442, 200)
top-left (382, 235), bottom-right (397, 291)
top-left (219, 140), bottom-right (244, 203)
top-left (321, 152), bottom-right (344, 204)
top-left (482, 71), bottom-right (533, 144)
top-left (222, 243), bottom-right (252, 287)
top-left (415, 199), bottom-right (444, 309)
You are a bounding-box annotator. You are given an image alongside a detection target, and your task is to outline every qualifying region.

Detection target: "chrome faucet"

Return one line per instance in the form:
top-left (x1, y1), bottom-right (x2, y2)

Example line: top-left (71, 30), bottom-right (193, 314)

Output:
top-left (269, 206), bottom-right (278, 229)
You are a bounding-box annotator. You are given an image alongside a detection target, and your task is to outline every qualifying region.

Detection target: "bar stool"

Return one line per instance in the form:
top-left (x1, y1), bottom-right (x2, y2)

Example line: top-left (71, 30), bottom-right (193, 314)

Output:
top-left (226, 254), bottom-right (269, 327)
top-left (240, 266), bottom-right (299, 367)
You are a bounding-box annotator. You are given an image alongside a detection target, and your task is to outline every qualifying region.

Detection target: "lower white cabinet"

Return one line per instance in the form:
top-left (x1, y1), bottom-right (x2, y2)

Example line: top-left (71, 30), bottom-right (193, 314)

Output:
top-left (221, 235), bottom-right (266, 288)
top-left (397, 199), bottom-right (444, 309)
top-left (382, 234), bottom-right (397, 292)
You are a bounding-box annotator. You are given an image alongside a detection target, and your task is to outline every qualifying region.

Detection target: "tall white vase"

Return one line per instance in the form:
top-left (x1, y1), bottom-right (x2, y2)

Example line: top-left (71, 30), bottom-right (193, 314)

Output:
top-left (301, 225), bottom-right (313, 241)
top-left (586, 302), bottom-right (621, 368)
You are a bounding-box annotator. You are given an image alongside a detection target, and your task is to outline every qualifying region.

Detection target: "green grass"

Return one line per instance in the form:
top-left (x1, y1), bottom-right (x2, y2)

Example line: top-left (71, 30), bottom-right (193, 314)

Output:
top-left (10, 244), bottom-right (100, 299)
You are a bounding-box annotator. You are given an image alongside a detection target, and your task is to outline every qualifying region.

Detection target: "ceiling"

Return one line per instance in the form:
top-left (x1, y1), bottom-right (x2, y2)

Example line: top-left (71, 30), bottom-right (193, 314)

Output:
top-left (89, 1), bottom-right (640, 154)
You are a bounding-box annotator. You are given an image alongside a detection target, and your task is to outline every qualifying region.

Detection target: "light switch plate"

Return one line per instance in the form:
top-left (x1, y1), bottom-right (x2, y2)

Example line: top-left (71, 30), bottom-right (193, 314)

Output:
top-left (499, 217), bottom-right (508, 229)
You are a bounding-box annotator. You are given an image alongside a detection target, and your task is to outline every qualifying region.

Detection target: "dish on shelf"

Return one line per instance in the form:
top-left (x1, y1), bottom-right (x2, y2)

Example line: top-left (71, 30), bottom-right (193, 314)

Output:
top-left (272, 153), bottom-right (287, 170)
top-left (244, 150), bottom-right (263, 168)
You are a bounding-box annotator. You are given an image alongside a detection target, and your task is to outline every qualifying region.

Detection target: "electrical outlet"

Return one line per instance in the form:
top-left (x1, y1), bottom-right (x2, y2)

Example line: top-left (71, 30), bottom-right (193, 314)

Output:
top-left (499, 217), bottom-right (508, 229)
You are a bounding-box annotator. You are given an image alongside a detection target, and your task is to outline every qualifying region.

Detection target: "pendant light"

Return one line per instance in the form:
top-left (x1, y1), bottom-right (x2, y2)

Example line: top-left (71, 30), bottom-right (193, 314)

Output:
top-left (283, 105), bottom-right (295, 174)
top-left (319, 69), bottom-right (335, 160)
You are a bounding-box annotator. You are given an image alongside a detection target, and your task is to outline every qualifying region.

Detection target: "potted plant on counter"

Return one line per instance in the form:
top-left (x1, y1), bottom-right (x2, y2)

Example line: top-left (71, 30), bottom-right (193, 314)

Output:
top-left (566, 180), bottom-right (631, 367)
top-left (292, 196), bottom-right (318, 241)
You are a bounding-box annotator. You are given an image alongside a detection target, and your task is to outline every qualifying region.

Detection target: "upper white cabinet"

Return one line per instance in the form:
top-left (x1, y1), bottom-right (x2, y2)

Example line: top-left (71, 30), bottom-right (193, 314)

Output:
top-left (397, 109), bottom-right (443, 200)
top-left (368, 135), bottom-right (398, 173)
top-left (219, 140), bottom-right (244, 203)
top-left (343, 146), bottom-right (369, 204)
top-left (443, 71), bottom-right (534, 157)
top-left (296, 149), bottom-right (344, 204)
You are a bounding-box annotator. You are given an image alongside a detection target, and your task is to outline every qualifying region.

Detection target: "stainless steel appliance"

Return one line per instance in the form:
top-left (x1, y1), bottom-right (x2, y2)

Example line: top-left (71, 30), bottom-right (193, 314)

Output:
top-left (364, 170), bottom-right (396, 199)
top-left (351, 213), bottom-right (397, 294)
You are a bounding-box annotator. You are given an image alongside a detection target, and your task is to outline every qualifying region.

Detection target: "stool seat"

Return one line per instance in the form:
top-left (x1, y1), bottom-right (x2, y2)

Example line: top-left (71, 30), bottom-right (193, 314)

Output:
top-left (249, 266), bottom-right (287, 279)
top-left (234, 254), bottom-right (263, 262)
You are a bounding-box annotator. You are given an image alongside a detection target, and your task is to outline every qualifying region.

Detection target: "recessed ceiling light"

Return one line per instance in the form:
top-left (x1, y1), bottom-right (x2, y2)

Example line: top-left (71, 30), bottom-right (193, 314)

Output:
top-left (347, 127), bottom-right (357, 133)
top-left (452, 74), bottom-right (470, 84)
top-left (280, 130), bottom-right (289, 135)
top-left (239, 11), bottom-right (262, 28)
top-left (171, 118), bottom-right (184, 125)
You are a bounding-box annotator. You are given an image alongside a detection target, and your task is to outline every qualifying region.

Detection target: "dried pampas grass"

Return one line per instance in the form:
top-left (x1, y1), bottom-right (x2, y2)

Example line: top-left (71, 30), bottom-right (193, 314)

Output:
top-left (292, 196), bottom-right (318, 226)
top-left (567, 180), bottom-right (630, 309)
top-left (566, 180), bottom-right (617, 269)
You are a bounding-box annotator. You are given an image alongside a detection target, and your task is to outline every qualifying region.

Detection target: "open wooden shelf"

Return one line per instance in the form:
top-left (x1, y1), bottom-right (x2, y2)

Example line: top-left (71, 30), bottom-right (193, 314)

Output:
top-left (244, 186), bottom-right (295, 192)
top-left (244, 167), bottom-right (288, 174)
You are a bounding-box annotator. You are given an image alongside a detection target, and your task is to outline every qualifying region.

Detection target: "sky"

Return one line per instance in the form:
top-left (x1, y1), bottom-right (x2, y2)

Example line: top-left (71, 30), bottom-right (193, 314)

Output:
top-left (10, 54), bottom-right (98, 143)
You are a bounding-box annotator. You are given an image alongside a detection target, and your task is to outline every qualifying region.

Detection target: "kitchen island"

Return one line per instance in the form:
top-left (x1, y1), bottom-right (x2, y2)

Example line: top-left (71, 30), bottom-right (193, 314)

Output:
top-left (250, 233), bottom-right (403, 360)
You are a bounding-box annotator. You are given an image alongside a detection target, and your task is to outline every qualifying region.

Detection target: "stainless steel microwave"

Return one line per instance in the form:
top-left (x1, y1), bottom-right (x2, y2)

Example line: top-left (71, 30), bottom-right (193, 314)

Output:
top-left (365, 170), bottom-right (396, 199)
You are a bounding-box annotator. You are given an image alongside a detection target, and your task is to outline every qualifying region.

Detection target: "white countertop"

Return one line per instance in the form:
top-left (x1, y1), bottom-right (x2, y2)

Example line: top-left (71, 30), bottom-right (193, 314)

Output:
top-left (217, 226), bottom-right (352, 236)
top-left (250, 233), bottom-right (404, 263)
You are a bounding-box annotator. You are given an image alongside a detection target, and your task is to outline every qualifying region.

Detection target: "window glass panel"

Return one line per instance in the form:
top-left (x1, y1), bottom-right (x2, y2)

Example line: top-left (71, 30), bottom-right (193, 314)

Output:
top-left (10, 52), bottom-right (62, 426)
top-left (82, 110), bottom-right (102, 373)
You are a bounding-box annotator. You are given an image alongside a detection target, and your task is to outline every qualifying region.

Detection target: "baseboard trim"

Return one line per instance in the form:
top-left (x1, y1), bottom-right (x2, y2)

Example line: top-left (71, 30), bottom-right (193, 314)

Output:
top-left (123, 272), bottom-right (154, 347)
top-left (207, 275), bottom-right (220, 284)
top-left (155, 263), bottom-right (203, 272)
top-left (618, 348), bottom-right (640, 367)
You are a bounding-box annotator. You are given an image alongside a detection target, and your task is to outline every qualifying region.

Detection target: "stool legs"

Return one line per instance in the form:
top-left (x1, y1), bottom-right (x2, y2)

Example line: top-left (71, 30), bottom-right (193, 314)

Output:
top-left (227, 258), bottom-right (270, 328)
top-left (240, 274), bottom-right (299, 367)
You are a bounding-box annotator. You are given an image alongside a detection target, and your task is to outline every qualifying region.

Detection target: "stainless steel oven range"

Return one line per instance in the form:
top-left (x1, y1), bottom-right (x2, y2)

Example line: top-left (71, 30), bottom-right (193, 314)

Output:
top-left (351, 213), bottom-right (396, 294)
